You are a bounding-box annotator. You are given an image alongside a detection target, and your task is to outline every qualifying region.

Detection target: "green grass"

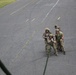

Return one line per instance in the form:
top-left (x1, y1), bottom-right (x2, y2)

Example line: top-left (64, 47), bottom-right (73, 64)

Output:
top-left (0, 0), bottom-right (16, 8)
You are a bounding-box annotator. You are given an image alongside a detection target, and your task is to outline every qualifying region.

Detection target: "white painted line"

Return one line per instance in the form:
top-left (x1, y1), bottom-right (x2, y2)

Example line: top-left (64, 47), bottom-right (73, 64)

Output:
top-left (10, 0), bottom-right (43, 15)
top-left (41, 0), bottom-right (60, 23)
top-left (31, 18), bottom-right (35, 22)
top-left (26, 19), bottom-right (29, 22)
top-left (10, 2), bottom-right (30, 15)
top-left (57, 17), bottom-right (60, 20)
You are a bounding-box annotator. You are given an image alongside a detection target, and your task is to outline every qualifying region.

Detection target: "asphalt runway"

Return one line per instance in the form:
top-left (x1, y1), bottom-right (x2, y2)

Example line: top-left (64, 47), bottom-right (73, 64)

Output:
top-left (0, 0), bottom-right (76, 75)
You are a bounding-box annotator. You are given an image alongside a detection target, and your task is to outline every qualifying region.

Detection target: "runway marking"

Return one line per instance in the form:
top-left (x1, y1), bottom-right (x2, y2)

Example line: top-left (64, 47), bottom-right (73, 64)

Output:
top-left (57, 17), bottom-right (60, 20)
top-left (41, 0), bottom-right (60, 23)
top-left (10, 2), bottom-right (30, 15)
top-left (11, 31), bottom-right (36, 63)
top-left (10, 0), bottom-right (40, 15)
top-left (26, 19), bottom-right (29, 22)
top-left (31, 18), bottom-right (35, 22)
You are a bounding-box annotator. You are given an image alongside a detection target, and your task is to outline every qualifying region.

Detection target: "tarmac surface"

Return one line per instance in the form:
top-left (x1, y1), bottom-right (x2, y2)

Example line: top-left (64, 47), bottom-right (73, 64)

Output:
top-left (0, 0), bottom-right (76, 75)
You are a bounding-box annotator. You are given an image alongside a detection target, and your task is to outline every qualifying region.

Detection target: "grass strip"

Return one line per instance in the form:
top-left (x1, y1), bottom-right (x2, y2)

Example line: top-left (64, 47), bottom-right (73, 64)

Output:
top-left (0, 0), bottom-right (16, 8)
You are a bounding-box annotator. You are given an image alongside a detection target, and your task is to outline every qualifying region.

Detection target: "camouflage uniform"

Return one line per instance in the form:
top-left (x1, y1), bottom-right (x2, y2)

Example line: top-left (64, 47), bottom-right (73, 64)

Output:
top-left (43, 28), bottom-right (51, 51)
top-left (55, 29), bottom-right (65, 54)
top-left (46, 34), bottom-right (58, 56)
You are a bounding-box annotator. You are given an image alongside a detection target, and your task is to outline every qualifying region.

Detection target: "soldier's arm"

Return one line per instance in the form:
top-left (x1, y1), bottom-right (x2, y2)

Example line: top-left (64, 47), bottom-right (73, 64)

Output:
top-left (60, 32), bottom-right (64, 40)
top-left (62, 34), bottom-right (64, 40)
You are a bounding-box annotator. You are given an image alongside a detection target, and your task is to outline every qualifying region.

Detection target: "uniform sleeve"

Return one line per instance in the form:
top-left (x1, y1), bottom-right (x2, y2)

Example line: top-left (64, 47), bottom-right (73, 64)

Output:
top-left (60, 31), bottom-right (64, 40)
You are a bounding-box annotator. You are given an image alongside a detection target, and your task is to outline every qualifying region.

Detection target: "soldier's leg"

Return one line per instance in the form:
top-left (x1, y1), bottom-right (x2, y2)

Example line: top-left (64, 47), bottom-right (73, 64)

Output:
top-left (45, 41), bottom-right (47, 51)
top-left (60, 39), bottom-right (65, 55)
top-left (46, 44), bottom-right (51, 56)
top-left (56, 41), bottom-right (59, 51)
top-left (56, 41), bottom-right (62, 52)
top-left (45, 45), bottom-right (48, 54)
top-left (53, 42), bottom-right (58, 56)
top-left (45, 44), bottom-right (47, 51)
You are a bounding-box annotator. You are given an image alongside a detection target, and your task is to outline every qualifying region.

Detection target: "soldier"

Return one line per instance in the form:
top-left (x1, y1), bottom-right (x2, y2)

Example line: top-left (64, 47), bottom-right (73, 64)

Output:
top-left (43, 28), bottom-right (51, 40)
top-left (43, 28), bottom-right (52, 53)
top-left (55, 29), bottom-right (65, 55)
top-left (47, 34), bottom-right (58, 56)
